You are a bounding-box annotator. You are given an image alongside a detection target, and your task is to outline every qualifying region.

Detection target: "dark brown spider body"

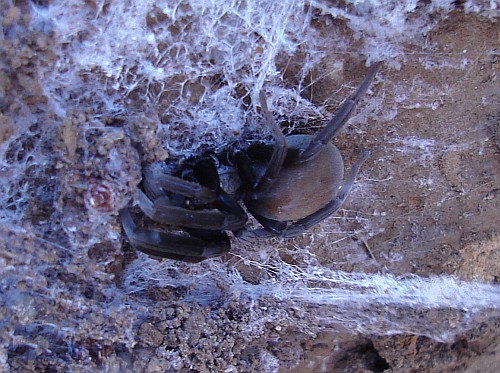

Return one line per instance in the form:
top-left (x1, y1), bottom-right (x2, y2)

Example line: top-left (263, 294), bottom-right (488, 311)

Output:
top-left (246, 134), bottom-right (344, 221)
top-left (120, 62), bottom-right (382, 261)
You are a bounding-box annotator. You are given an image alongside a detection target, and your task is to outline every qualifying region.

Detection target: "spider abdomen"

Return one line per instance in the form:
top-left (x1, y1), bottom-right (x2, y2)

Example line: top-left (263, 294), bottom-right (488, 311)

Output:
top-left (246, 135), bottom-right (344, 221)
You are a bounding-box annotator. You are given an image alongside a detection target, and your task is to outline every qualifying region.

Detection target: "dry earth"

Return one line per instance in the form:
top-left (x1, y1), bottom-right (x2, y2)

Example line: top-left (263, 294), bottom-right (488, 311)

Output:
top-left (0, 4), bottom-right (499, 373)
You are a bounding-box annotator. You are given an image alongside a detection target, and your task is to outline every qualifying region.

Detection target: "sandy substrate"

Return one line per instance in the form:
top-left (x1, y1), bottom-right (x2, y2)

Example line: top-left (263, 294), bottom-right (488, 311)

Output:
top-left (1, 2), bottom-right (499, 373)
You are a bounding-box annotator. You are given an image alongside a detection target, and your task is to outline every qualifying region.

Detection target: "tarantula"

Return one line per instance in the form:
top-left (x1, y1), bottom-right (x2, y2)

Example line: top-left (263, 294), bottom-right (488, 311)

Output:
top-left (120, 62), bottom-right (381, 262)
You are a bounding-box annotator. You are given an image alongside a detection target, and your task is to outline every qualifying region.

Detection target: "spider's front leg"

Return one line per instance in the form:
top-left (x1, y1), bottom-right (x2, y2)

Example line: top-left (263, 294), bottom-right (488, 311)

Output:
top-left (120, 156), bottom-right (248, 262)
top-left (120, 209), bottom-right (230, 262)
top-left (141, 157), bottom-right (248, 231)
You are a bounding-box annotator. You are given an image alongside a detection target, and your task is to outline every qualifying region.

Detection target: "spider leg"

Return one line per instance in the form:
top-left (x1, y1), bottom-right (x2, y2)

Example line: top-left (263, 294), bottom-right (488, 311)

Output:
top-left (233, 149), bottom-right (264, 202)
top-left (137, 190), bottom-right (247, 231)
top-left (120, 210), bottom-right (230, 262)
top-left (144, 171), bottom-right (218, 203)
top-left (143, 155), bottom-right (224, 203)
top-left (240, 91), bottom-right (288, 200)
top-left (191, 156), bottom-right (248, 223)
top-left (142, 156), bottom-right (248, 231)
top-left (300, 62), bottom-right (382, 160)
top-left (251, 213), bottom-right (288, 236)
top-left (257, 91), bottom-right (288, 186)
top-left (249, 149), bottom-right (370, 238)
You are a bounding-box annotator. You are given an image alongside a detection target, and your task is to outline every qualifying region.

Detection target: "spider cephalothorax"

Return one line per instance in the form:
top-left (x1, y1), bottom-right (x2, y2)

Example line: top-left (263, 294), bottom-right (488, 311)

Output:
top-left (120, 62), bottom-right (381, 262)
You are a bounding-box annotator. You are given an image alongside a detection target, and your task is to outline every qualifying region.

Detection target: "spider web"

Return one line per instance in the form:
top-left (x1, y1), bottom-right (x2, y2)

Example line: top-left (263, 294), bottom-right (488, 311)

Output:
top-left (1, 1), bottom-right (499, 370)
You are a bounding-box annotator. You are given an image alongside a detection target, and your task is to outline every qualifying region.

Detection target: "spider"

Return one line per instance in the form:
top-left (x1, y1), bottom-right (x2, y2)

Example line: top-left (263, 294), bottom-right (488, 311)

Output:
top-left (120, 62), bottom-right (382, 262)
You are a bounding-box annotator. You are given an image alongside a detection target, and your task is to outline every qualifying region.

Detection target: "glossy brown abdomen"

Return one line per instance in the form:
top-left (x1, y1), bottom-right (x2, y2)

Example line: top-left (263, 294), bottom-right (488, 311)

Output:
top-left (247, 135), bottom-right (344, 221)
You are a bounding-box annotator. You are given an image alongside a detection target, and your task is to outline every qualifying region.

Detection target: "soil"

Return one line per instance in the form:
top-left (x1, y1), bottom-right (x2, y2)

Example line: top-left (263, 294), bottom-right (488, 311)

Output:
top-left (0, 4), bottom-right (499, 373)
